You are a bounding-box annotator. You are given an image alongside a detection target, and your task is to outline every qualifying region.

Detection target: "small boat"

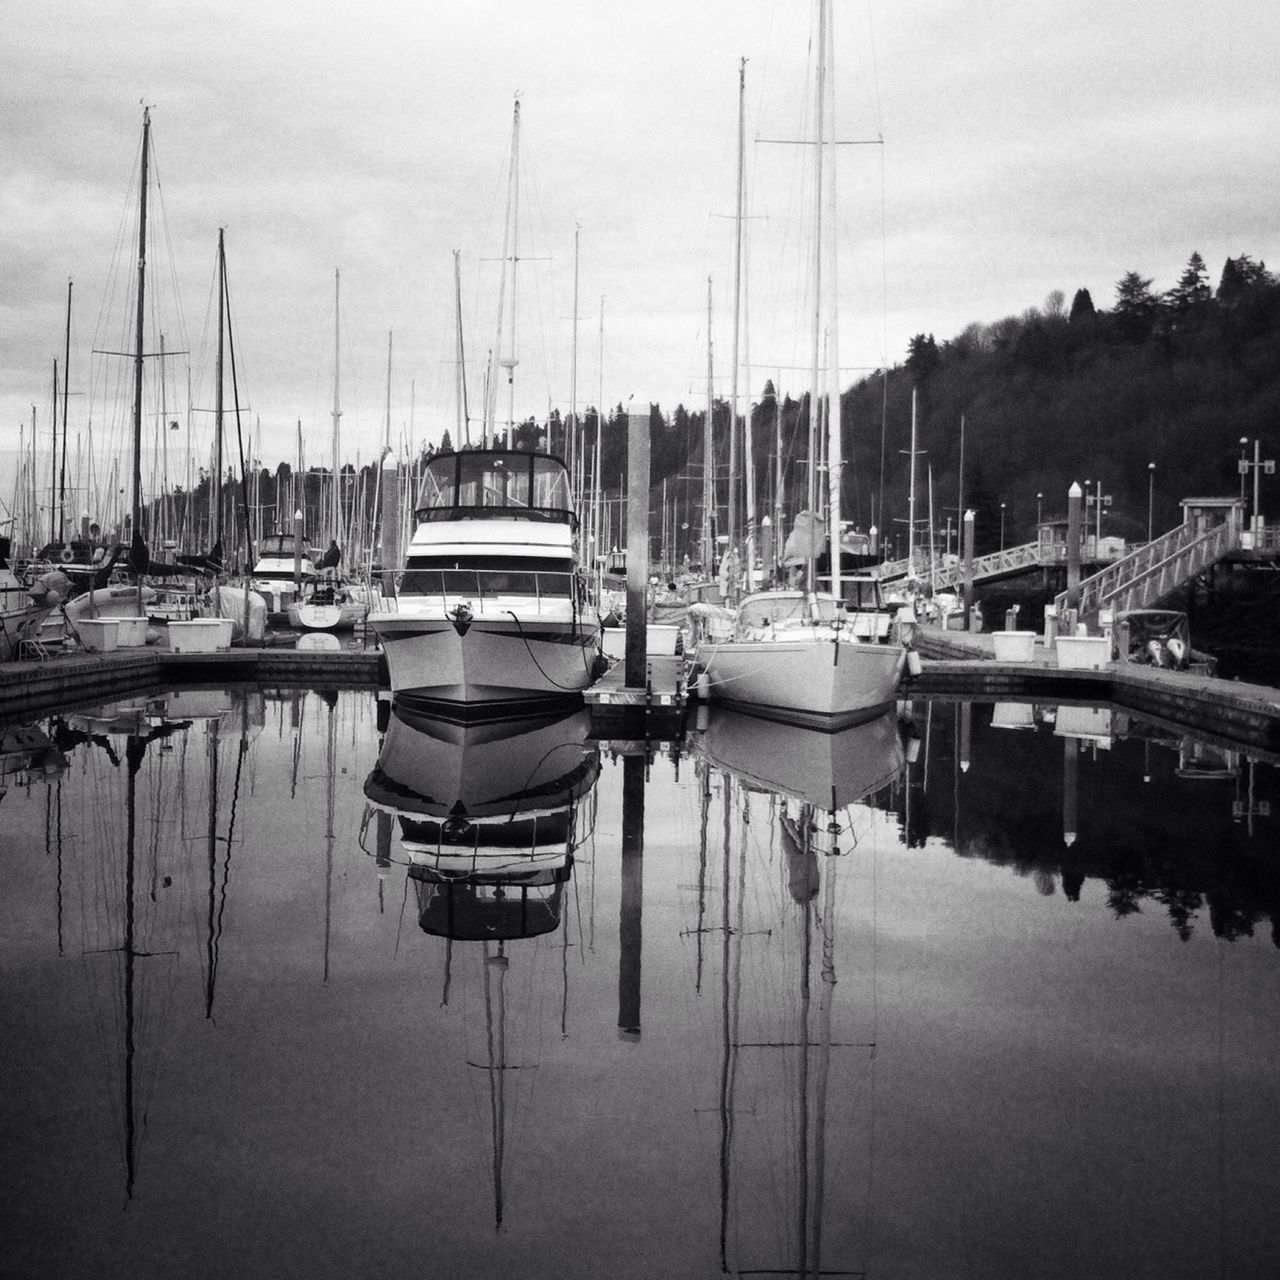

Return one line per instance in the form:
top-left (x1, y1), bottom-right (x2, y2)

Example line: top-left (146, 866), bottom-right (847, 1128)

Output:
top-left (1114, 608), bottom-right (1217, 675)
top-left (1, 542), bottom-right (62, 662)
top-left (367, 448), bottom-right (603, 716)
top-left (248, 532), bottom-right (316, 618)
top-left (285, 575), bottom-right (368, 633)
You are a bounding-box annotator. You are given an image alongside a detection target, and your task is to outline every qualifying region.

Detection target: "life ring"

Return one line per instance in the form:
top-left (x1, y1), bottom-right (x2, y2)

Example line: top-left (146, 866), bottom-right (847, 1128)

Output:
top-left (59, 548), bottom-right (75, 564)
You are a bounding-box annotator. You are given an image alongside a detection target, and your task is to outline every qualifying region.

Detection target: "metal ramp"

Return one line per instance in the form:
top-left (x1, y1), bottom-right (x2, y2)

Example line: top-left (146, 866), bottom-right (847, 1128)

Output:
top-left (875, 541), bottom-right (1044, 590)
top-left (1053, 522), bottom-right (1238, 627)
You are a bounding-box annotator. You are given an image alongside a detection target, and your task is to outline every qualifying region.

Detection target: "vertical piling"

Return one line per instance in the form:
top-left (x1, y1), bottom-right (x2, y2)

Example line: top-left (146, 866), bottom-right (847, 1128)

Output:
top-left (961, 510), bottom-right (975, 630)
top-left (1066, 481), bottom-right (1083, 629)
top-left (625, 407), bottom-right (650, 690)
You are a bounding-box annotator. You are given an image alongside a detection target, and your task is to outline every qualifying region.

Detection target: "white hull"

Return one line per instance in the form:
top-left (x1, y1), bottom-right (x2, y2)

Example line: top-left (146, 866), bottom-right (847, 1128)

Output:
top-left (1, 603), bottom-right (54, 662)
top-left (287, 600), bottom-right (366, 632)
top-left (63, 584), bottom-right (156, 621)
top-left (370, 607), bottom-right (600, 710)
top-left (693, 706), bottom-right (906, 808)
top-left (697, 633), bottom-right (905, 729)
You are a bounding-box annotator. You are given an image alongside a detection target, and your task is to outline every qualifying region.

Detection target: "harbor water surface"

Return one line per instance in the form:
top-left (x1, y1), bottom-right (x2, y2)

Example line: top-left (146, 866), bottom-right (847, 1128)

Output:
top-left (2, 688), bottom-right (1277, 1279)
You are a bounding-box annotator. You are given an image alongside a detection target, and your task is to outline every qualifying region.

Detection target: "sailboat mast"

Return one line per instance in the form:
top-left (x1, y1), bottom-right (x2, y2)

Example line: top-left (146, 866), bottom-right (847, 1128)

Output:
top-left (453, 249), bottom-right (469, 446)
top-left (49, 360), bottom-right (58, 546)
top-left (570, 225), bottom-right (580, 482)
top-left (59, 279), bottom-right (71, 542)
top-left (728, 57), bottom-right (746, 581)
top-left (702, 276), bottom-right (714, 572)
top-left (331, 268), bottom-right (342, 544)
top-left (821, 0), bottom-right (844, 601)
top-left (907, 387), bottom-right (918, 572)
top-left (214, 229), bottom-right (225, 549)
top-left (131, 108), bottom-right (150, 548)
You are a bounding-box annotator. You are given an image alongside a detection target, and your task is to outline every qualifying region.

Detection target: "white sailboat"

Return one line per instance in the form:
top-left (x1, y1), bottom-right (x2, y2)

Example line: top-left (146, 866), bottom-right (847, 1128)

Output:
top-left (690, 5), bottom-right (907, 729)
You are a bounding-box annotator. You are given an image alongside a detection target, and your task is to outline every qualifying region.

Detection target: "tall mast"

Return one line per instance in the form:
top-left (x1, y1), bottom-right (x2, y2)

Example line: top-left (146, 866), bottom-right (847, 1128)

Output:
top-left (331, 267), bottom-right (342, 543)
top-left (453, 249), bottom-right (469, 445)
top-left (727, 57), bottom-right (746, 582)
top-left (702, 275), bottom-right (714, 572)
top-left (214, 228), bottom-right (225, 549)
top-left (59, 279), bottom-right (71, 542)
top-left (487, 95), bottom-right (521, 446)
top-left (570, 225), bottom-right (580, 478)
top-left (805, 7), bottom-right (826, 597)
top-left (49, 360), bottom-right (58, 546)
top-left (131, 108), bottom-right (150, 550)
top-left (820, 0), bottom-right (844, 600)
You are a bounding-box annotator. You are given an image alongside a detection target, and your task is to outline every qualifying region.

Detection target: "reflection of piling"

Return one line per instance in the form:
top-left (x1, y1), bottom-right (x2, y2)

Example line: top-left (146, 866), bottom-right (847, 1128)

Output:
top-left (1063, 737), bottom-right (1078, 847)
top-left (619, 753), bottom-right (645, 1039)
top-left (625, 408), bottom-right (650, 689)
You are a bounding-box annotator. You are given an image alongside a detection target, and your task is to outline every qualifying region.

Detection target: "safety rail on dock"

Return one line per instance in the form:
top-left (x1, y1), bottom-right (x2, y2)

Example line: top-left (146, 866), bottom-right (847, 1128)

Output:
top-left (1053, 522), bottom-right (1238, 626)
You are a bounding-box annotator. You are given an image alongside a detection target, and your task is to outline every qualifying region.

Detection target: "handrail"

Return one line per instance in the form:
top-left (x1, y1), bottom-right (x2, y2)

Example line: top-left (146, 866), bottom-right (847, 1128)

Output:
top-left (1053, 522), bottom-right (1237, 625)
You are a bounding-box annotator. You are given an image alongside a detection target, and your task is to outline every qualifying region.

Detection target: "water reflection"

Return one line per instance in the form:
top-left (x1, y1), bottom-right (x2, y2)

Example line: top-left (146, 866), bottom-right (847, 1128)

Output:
top-left (1, 688), bottom-right (1277, 1277)
top-left (690, 707), bottom-right (909, 1277)
top-left (906, 698), bottom-right (1280, 945)
top-left (359, 701), bottom-right (601, 1228)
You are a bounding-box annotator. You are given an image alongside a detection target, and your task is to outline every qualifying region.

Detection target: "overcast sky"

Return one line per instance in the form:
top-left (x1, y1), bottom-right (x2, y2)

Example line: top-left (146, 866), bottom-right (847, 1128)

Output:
top-left (4, 0), bottom-right (1278, 503)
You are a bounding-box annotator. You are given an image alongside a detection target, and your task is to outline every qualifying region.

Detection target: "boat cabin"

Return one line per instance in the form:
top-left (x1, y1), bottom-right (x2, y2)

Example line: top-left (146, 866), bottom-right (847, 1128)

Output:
top-left (415, 450), bottom-right (576, 526)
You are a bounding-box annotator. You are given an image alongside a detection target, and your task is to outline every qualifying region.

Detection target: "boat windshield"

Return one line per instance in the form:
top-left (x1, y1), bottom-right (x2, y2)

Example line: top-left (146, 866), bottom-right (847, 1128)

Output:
top-left (736, 592), bottom-right (844, 629)
top-left (416, 451), bottom-right (573, 522)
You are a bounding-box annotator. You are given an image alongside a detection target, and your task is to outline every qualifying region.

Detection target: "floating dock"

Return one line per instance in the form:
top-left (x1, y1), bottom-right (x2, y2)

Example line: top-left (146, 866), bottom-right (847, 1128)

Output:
top-left (910, 625), bottom-right (1280, 760)
top-left (2, 629), bottom-right (1276, 762)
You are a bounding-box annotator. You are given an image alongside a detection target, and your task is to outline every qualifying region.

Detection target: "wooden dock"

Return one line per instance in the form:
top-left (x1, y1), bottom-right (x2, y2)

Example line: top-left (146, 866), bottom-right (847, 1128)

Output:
top-left (911, 625), bottom-right (1280, 759)
top-left (2, 628), bottom-right (1276, 764)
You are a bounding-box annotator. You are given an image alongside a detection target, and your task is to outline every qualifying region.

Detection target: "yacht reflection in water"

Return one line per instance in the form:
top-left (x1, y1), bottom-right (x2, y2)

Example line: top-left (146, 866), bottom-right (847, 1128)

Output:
top-left (360, 702), bottom-right (601, 1227)
top-left (688, 707), bottom-right (909, 1278)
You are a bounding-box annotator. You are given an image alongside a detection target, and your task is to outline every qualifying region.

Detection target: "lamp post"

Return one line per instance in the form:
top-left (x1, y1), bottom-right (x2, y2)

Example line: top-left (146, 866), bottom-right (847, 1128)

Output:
top-left (1082, 478), bottom-right (1110, 553)
top-left (1239, 439), bottom-right (1277, 535)
top-left (999, 502), bottom-right (1006, 551)
top-left (1036, 491), bottom-right (1043, 526)
top-left (1147, 463), bottom-right (1156, 542)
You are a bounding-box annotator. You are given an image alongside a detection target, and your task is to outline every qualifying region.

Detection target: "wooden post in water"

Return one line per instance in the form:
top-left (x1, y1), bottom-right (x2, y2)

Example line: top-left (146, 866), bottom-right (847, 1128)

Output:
top-left (293, 509), bottom-right (304, 594)
top-left (618, 753), bottom-right (645, 1041)
top-left (1066, 481), bottom-right (1083, 628)
top-left (625, 407), bottom-right (650, 689)
top-left (961, 509), bottom-right (975, 630)
top-left (380, 453), bottom-right (399, 593)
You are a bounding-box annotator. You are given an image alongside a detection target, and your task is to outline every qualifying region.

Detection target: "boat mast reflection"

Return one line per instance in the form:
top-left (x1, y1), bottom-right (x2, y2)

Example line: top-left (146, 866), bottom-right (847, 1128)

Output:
top-left (691, 706), bottom-right (908, 1277)
top-left (360, 701), bottom-right (601, 1228)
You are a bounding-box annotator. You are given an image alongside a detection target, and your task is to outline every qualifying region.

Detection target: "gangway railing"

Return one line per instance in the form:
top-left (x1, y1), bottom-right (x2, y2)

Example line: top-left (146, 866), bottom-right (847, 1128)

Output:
top-left (928, 541), bottom-right (1043, 592)
top-left (1053, 522), bottom-right (1238, 626)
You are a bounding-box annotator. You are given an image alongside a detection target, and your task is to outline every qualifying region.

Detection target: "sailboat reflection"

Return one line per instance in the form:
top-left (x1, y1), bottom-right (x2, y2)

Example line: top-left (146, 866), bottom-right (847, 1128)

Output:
top-left (690, 707), bottom-right (907, 1277)
top-left (360, 704), bottom-right (601, 1229)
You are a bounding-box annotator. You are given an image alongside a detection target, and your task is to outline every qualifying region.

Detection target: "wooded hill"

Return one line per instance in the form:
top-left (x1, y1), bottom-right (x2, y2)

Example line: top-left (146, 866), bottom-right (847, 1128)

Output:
top-left (589, 251), bottom-right (1280, 560)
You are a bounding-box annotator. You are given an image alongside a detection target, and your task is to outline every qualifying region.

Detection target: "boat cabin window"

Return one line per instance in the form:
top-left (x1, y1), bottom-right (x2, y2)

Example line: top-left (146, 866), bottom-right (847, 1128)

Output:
top-left (399, 554), bottom-right (576, 599)
top-left (415, 451), bottom-right (574, 524)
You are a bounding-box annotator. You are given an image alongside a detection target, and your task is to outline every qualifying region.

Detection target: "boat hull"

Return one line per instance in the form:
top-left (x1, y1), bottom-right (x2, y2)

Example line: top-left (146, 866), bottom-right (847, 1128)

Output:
top-left (697, 634), bottom-right (906, 730)
top-left (370, 610), bottom-right (601, 714)
top-left (286, 601), bottom-right (366, 632)
top-left (0, 603), bottom-right (54, 662)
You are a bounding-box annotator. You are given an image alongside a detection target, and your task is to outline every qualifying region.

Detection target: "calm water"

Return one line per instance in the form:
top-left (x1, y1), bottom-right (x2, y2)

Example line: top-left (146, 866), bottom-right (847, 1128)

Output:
top-left (2, 688), bottom-right (1278, 1280)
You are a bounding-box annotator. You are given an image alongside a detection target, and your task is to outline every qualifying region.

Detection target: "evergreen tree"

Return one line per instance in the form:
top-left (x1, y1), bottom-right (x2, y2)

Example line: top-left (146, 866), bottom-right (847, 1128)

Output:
top-left (1068, 288), bottom-right (1095, 323)
top-left (1166, 252), bottom-right (1211, 311)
